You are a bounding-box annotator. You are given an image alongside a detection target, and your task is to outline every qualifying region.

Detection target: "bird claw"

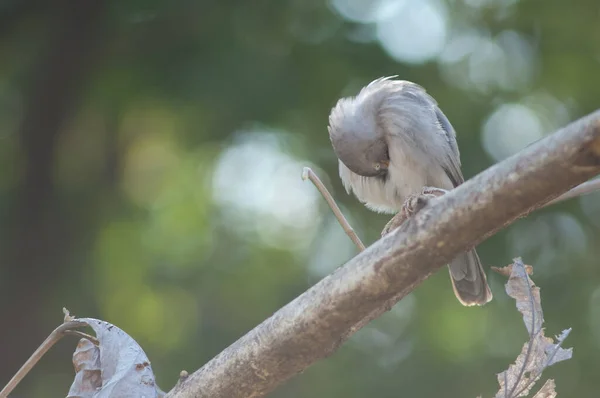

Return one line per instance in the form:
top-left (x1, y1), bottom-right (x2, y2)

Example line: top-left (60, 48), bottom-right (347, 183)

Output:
top-left (381, 213), bottom-right (405, 237)
top-left (381, 186), bottom-right (449, 237)
top-left (421, 186), bottom-right (449, 197)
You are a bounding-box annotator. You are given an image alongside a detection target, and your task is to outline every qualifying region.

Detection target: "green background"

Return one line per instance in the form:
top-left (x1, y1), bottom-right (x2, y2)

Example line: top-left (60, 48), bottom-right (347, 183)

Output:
top-left (1, 0), bottom-right (599, 396)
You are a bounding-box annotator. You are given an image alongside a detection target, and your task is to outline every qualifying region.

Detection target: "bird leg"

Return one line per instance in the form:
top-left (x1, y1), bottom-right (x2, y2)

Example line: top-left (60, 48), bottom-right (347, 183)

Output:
top-left (381, 186), bottom-right (449, 237)
top-left (380, 195), bottom-right (425, 236)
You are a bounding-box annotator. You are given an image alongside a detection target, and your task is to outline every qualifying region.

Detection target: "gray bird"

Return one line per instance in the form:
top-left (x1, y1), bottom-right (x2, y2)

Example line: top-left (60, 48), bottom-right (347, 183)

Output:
top-left (327, 76), bottom-right (492, 306)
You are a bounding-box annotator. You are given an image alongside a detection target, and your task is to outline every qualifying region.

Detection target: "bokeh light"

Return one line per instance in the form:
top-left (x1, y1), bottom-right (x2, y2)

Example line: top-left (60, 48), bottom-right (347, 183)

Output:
top-left (376, 0), bottom-right (448, 64)
top-left (507, 213), bottom-right (587, 277)
top-left (212, 130), bottom-right (322, 252)
top-left (330, 0), bottom-right (404, 24)
top-left (482, 103), bottom-right (544, 161)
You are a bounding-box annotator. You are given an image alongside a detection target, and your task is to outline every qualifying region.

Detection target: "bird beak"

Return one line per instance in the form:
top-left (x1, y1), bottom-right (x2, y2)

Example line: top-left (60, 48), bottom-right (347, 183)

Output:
top-left (381, 160), bottom-right (390, 168)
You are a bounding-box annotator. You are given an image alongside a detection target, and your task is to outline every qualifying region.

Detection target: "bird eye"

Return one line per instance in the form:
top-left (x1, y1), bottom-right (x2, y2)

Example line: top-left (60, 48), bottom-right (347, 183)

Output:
top-left (374, 163), bottom-right (381, 171)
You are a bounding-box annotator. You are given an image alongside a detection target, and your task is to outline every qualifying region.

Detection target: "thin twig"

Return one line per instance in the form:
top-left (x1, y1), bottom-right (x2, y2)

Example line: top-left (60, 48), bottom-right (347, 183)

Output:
top-left (302, 167), bottom-right (366, 251)
top-left (0, 320), bottom-right (89, 398)
top-left (63, 330), bottom-right (100, 346)
top-left (544, 178), bottom-right (600, 206)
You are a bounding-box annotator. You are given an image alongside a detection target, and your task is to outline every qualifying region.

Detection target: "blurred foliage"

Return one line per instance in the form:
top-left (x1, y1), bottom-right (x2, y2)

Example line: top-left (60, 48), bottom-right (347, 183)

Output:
top-left (1, 0), bottom-right (599, 397)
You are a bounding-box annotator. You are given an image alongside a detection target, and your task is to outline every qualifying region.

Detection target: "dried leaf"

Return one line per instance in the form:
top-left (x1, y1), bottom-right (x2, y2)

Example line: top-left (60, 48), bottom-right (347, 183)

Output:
top-left (494, 258), bottom-right (573, 398)
top-left (505, 259), bottom-right (543, 336)
top-left (532, 379), bottom-right (557, 398)
top-left (492, 264), bottom-right (534, 278)
top-left (67, 318), bottom-right (160, 398)
top-left (63, 307), bottom-right (76, 322)
top-left (68, 338), bottom-right (102, 396)
top-left (545, 330), bottom-right (573, 367)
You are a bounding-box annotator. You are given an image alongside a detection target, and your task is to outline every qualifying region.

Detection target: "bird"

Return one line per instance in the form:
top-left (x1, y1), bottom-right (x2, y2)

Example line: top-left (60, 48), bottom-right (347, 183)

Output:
top-left (327, 76), bottom-right (492, 306)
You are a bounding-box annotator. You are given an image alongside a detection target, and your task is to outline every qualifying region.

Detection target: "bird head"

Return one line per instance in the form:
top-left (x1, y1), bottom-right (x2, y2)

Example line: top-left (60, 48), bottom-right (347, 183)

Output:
top-left (327, 80), bottom-right (394, 177)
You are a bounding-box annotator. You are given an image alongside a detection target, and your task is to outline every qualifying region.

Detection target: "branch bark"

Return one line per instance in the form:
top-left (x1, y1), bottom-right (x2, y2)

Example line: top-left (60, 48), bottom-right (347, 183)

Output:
top-left (166, 110), bottom-right (600, 398)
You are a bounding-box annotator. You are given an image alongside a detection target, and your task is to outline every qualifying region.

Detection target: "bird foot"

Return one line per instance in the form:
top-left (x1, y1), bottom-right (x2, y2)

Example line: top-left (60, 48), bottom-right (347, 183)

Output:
top-left (381, 186), bottom-right (449, 237)
top-left (421, 186), bottom-right (449, 197)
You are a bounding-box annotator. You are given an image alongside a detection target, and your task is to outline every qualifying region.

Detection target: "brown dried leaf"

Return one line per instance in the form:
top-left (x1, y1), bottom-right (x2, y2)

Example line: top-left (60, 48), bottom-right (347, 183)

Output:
top-left (494, 258), bottom-right (572, 398)
top-left (68, 338), bottom-right (102, 396)
top-left (532, 379), bottom-right (557, 398)
top-left (67, 318), bottom-right (161, 398)
top-left (505, 259), bottom-right (543, 336)
top-left (491, 264), bottom-right (534, 278)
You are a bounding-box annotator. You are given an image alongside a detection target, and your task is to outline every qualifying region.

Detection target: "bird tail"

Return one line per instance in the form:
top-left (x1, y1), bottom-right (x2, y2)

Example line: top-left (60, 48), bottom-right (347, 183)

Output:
top-left (448, 249), bottom-right (493, 306)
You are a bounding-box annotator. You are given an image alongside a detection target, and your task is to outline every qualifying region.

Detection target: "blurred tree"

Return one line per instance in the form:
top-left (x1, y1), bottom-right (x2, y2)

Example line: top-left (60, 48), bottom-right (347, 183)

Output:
top-left (2, 0), bottom-right (107, 383)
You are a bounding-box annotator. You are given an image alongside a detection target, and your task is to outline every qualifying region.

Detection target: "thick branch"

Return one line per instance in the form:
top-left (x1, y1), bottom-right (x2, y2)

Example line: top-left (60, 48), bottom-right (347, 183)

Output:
top-left (545, 177), bottom-right (600, 206)
top-left (167, 111), bottom-right (600, 398)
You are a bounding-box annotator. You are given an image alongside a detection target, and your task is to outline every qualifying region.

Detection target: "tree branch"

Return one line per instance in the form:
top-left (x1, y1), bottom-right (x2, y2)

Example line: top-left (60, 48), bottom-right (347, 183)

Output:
top-left (166, 110), bottom-right (600, 398)
top-left (545, 177), bottom-right (600, 206)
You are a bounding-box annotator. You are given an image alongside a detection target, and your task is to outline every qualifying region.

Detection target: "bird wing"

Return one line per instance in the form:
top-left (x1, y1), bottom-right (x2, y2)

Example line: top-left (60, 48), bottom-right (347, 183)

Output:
top-left (434, 106), bottom-right (465, 187)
